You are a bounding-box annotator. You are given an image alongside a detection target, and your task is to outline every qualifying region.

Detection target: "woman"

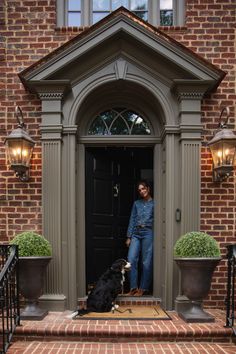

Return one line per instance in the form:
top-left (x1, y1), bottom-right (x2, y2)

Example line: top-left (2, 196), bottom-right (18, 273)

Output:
top-left (126, 180), bottom-right (154, 296)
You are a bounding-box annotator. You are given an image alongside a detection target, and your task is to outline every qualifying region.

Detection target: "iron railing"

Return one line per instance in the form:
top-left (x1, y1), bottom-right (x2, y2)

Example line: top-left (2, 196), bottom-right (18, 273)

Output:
top-left (225, 244), bottom-right (236, 333)
top-left (0, 245), bottom-right (20, 353)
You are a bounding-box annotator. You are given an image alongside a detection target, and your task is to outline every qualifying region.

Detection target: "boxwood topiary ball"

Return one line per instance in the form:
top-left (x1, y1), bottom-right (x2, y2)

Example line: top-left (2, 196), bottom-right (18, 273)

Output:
top-left (10, 231), bottom-right (52, 257)
top-left (174, 231), bottom-right (221, 258)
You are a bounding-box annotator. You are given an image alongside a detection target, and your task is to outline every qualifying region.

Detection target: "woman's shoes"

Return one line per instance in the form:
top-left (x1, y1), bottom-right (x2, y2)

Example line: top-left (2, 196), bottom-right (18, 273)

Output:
top-left (125, 288), bottom-right (138, 296)
top-left (133, 288), bottom-right (145, 297)
top-left (125, 288), bottom-right (148, 296)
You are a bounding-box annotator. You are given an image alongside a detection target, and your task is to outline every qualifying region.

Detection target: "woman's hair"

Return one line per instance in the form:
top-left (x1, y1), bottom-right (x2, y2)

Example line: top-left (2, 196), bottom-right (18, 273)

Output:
top-left (137, 180), bottom-right (152, 191)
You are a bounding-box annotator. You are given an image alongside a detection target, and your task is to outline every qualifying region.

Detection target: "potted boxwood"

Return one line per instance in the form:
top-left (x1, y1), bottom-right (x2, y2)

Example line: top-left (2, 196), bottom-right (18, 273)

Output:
top-left (174, 231), bottom-right (221, 323)
top-left (10, 231), bottom-right (52, 320)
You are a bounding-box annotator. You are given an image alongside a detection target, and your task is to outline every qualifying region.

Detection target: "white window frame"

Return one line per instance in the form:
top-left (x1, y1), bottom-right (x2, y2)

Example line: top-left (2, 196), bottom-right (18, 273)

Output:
top-left (57, 0), bottom-right (185, 27)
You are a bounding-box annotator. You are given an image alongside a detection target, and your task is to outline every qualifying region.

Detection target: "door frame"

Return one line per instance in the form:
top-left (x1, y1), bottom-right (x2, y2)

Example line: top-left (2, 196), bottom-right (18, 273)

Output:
top-left (76, 141), bottom-right (163, 302)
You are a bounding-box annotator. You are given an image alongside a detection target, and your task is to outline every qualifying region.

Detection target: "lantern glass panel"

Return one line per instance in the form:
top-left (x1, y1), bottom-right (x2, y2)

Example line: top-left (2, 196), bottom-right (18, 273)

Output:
top-left (210, 141), bottom-right (236, 168)
top-left (222, 142), bottom-right (236, 166)
top-left (6, 138), bottom-right (34, 168)
top-left (209, 142), bottom-right (223, 168)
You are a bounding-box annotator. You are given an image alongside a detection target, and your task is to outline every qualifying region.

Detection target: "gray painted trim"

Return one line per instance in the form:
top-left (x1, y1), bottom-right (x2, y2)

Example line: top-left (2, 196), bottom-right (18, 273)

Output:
top-left (164, 134), bottom-right (176, 309)
top-left (175, 0), bottom-right (185, 26)
top-left (79, 136), bottom-right (161, 145)
top-left (153, 144), bottom-right (163, 298)
top-left (56, 0), bottom-right (64, 28)
top-left (42, 140), bottom-right (62, 294)
top-left (180, 141), bottom-right (201, 233)
top-left (22, 16), bottom-right (223, 84)
top-left (61, 133), bottom-right (77, 310)
top-left (77, 144), bottom-right (86, 298)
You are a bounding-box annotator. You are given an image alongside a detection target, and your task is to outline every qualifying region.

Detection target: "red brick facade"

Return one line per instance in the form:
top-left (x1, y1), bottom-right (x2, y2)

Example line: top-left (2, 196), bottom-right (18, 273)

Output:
top-left (0, 1), bottom-right (235, 308)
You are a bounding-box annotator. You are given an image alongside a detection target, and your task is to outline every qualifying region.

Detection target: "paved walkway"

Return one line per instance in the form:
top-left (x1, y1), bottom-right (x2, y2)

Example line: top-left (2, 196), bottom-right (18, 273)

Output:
top-left (8, 341), bottom-right (236, 353)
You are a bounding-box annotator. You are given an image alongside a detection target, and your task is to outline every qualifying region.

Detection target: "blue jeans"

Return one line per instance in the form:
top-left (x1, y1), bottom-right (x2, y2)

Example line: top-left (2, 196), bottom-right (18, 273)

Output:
top-left (127, 228), bottom-right (153, 291)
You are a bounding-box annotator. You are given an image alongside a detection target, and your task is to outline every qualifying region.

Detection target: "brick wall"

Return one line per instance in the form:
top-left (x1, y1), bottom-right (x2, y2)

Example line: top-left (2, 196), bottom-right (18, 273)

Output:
top-left (0, 0), bottom-right (235, 308)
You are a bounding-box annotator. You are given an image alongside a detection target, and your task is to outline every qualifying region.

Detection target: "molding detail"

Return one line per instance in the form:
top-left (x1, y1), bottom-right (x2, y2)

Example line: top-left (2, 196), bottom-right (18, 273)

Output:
top-left (38, 92), bottom-right (64, 100)
top-left (63, 125), bottom-right (78, 135)
top-left (26, 80), bottom-right (71, 100)
top-left (114, 59), bottom-right (128, 80)
top-left (171, 79), bottom-right (213, 101)
top-left (176, 92), bottom-right (204, 101)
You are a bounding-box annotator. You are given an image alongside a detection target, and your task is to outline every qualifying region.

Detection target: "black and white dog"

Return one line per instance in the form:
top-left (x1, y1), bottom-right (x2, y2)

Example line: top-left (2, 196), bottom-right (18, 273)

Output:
top-left (68, 259), bottom-right (131, 319)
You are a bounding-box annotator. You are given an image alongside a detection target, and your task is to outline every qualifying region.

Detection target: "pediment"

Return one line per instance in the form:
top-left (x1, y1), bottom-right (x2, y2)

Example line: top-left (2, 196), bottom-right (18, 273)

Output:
top-left (19, 7), bottom-right (225, 94)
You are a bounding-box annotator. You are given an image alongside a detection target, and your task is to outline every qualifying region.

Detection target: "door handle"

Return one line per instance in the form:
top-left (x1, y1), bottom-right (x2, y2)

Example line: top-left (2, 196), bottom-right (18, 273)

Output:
top-left (113, 184), bottom-right (119, 197)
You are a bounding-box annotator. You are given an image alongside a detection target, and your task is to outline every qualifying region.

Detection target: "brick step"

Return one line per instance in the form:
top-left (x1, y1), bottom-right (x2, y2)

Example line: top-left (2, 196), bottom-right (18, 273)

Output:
top-left (78, 295), bottom-right (161, 307)
top-left (13, 309), bottom-right (234, 344)
top-left (8, 340), bottom-right (236, 354)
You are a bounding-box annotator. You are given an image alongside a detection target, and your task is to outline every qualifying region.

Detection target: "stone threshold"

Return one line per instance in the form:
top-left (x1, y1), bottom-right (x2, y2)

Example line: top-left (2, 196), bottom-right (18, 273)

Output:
top-left (78, 295), bottom-right (161, 307)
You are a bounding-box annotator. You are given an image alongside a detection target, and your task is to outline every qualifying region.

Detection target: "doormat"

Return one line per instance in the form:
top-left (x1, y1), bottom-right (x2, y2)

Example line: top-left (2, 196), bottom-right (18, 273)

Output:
top-left (73, 305), bottom-right (171, 320)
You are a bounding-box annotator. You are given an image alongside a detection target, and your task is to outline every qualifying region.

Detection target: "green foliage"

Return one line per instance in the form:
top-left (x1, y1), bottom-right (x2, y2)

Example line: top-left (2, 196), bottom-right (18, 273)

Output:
top-left (174, 231), bottom-right (221, 258)
top-left (10, 231), bottom-right (52, 257)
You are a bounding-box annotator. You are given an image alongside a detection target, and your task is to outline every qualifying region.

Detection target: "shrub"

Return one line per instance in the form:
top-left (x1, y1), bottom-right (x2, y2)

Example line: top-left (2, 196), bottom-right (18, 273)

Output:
top-left (10, 231), bottom-right (52, 257)
top-left (174, 231), bottom-right (221, 258)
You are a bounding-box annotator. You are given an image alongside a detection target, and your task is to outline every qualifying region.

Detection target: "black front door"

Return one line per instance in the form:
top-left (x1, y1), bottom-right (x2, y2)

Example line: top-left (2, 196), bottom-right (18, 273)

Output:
top-left (85, 147), bottom-right (153, 292)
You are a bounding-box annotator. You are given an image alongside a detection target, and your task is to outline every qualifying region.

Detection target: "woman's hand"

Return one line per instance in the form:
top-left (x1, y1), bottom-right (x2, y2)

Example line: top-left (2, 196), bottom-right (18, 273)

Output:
top-left (126, 238), bottom-right (131, 247)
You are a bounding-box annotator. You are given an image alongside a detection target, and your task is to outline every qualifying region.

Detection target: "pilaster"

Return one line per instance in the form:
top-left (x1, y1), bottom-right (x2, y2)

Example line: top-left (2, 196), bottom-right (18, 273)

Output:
top-left (29, 80), bottom-right (71, 310)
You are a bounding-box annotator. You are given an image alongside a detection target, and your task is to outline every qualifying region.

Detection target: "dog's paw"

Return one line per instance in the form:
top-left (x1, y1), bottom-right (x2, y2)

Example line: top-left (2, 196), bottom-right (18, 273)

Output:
top-left (111, 304), bottom-right (119, 312)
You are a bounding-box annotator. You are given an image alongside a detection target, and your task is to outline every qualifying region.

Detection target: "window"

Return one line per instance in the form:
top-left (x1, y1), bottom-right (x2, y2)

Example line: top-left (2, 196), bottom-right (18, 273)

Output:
top-left (92, 0), bottom-right (148, 24)
top-left (57, 0), bottom-right (185, 27)
top-left (88, 108), bottom-right (151, 135)
top-left (160, 0), bottom-right (173, 26)
top-left (68, 0), bottom-right (82, 26)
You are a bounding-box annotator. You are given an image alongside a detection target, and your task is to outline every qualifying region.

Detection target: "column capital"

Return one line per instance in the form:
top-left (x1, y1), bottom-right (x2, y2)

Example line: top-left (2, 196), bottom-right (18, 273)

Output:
top-left (171, 79), bottom-right (213, 102)
top-left (27, 80), bottom-right (71, 100)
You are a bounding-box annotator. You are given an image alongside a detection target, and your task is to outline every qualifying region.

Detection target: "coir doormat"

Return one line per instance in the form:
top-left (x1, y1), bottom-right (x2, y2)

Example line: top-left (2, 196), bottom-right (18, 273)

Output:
top-left (73, 305), bottom-right (171, 320)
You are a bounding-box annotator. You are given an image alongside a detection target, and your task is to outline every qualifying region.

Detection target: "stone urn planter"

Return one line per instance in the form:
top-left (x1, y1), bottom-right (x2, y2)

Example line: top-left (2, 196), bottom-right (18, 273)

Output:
top-left (174, 232), bottom-right (221, 323)
top-left (18, 256), bottom-right (52, 320)
top-left (10, 231), bottom-right (52, 320)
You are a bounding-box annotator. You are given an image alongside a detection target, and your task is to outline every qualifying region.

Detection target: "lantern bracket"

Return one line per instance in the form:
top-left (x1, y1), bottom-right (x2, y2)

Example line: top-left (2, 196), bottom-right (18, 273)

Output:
top-left (15, 106), bottom-right (26, 129)
top-left (218, 106), bottom-right (230, 129)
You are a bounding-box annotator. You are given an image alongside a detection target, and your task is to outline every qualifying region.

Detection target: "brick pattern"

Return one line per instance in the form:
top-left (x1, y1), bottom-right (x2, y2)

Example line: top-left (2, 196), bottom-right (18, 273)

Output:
top-left (8, 341), bottom-right (236, 354)
top-left (0, 1), bottom-right (235, 308)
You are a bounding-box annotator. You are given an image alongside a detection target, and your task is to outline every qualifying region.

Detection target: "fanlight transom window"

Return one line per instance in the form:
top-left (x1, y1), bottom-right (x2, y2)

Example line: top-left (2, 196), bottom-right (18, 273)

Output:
top-left (88, 108), bottom-right (151, 135)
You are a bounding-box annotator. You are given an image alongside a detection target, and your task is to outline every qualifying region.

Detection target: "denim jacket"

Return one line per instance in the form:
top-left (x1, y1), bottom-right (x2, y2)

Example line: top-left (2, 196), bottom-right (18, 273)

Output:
top-left (127, 199), bottom-right (154, 238)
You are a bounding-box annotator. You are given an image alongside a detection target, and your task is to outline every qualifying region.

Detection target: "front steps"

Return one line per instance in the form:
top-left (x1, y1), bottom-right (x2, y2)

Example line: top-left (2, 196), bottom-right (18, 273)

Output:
top-left (12, 310), bottom-right (233, 343)
top-left (7, 298), bottom-right (236, 353)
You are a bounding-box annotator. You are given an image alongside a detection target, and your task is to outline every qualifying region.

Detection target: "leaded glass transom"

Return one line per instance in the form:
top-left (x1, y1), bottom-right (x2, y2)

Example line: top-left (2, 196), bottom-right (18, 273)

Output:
top-left (88, 108), bottom-right (151, 135)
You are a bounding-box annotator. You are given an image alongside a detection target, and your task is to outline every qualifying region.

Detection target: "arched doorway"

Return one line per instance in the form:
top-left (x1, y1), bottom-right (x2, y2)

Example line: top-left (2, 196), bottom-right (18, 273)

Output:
top-left (75, 81), bottom-right (166, 303)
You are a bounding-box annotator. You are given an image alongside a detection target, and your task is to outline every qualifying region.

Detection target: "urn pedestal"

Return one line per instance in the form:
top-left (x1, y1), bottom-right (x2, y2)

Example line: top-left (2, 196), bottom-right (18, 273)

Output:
top-left (19, 257), bottom-right (52, 320)
top-left (174, 258), bottom-right (221, 323)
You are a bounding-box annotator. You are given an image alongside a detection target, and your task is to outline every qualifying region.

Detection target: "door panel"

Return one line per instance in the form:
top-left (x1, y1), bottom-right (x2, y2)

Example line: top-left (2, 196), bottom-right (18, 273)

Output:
top-left (85, 147), bottom-right (153, 292)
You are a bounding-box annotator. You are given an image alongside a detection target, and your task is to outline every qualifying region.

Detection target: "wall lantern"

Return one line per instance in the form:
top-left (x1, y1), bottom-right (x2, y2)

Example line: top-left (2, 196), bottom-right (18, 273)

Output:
top-left (208, 107), bottom-right (236, 182)
top-left (4, 106), bottom-right (35, 182)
